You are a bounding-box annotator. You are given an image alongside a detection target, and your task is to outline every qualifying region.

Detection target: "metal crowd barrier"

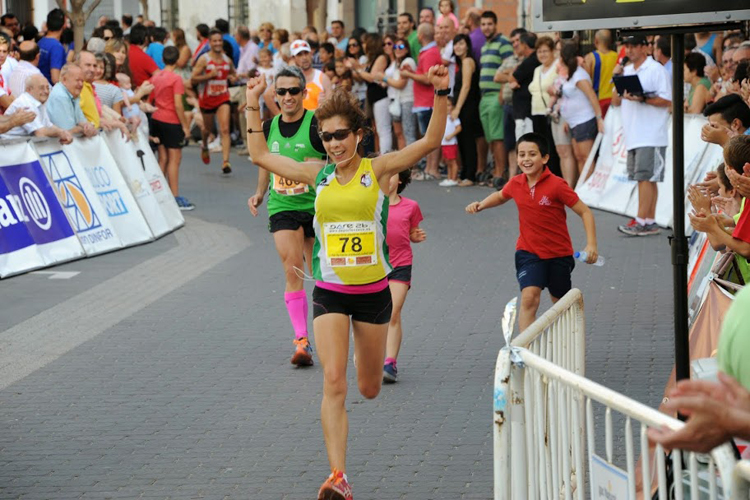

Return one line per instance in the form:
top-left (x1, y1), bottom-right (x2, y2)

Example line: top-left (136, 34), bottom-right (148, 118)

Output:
top-left (733, 460), bottom-right (750, 500)
top-left (494, 290), bottom-right (738, 499)
top-left (511, 288), bottom-right (585, 375)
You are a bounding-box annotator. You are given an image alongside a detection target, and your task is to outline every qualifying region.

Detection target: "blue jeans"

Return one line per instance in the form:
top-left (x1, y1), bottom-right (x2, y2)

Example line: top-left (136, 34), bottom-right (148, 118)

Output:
top-left (415, 109), bottom-right (433, 137)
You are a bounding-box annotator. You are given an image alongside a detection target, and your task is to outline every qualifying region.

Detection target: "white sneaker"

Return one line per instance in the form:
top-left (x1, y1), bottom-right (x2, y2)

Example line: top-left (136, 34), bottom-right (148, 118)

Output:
top-left (208, 137), bottom-right (222, 153)
top-left (439, 179), bottom-right (458, 187)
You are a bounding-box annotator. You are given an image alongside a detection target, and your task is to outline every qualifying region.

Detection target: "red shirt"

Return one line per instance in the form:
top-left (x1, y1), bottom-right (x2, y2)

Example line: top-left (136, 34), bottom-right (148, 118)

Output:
top-left (197, 53), bottom-right (232, 109)
top-left (150, 70), bottom-right (185, 124)
top-left (501, 168), bottom-right (580, 259)
top-left (386, 197), bottom-right (423, 268)
top-left (413, 43), bottom-right (443, 109)
top-left (129, 44), bottom-right (158, 87)
top-left (733, 201), bottom-right (750, 243)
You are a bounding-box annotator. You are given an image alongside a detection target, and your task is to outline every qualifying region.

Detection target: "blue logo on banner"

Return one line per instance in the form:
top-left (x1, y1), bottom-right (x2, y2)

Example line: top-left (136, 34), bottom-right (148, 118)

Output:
top-left (0, 160), bottom-right (75, 253)
top-left (84, 165), bottom-right (129, 217)
top-left (39, 151), bottom-right (103, 233)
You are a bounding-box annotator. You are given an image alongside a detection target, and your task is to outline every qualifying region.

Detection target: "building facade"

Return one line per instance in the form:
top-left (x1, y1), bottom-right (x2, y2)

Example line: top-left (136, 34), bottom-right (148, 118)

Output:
top-left (5, 0), bottom-right (526, 39)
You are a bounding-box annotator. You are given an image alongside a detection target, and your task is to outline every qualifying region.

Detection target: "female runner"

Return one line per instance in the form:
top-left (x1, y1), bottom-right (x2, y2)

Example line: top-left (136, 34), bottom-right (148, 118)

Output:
top-left (245, 65), bottom-right (449, 500)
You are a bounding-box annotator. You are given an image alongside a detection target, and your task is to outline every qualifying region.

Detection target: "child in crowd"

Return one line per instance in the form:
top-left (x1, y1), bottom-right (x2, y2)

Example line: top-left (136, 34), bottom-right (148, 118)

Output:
top-left (384, 169), bottom-right (426, 383)
top-left (323, 61), bottom-right (336, 85)
top-left (117, 72), bottom-right (150, 137)
top-left (690, 136), bottom-right (750, 282)
top-left (436, 0), bottom-right (460, 30)
top-left (256, 49), bottom-right (275, 119)
top-left (149, 46), bottom-right (193, 210)
top-left (334, 57), bottom-right (353, 92)
top-left (439, 100), bottom-right (461, 187)
top-left (466, 132), bottom-right (598, 331)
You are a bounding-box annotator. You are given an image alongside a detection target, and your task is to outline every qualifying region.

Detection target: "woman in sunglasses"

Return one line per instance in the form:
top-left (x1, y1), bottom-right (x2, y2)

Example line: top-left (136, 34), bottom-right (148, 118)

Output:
top-left (245, 65), bottom-right (449, 500)
top-left (379, 36), bottom-right (418, 149)
top-left (345, 38), bottom-right (367, 109)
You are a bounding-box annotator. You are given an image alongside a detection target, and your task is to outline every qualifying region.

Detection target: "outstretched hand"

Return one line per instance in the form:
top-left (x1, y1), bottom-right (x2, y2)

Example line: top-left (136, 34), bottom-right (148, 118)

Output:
top-left (410, 227), bottom-right (426, 243)
top-left (247, 194), bottom-right (263, 217)
top-left (427, 65), bottom-right (450, 91)
top-left (246, 75), bottom-right (267, 103)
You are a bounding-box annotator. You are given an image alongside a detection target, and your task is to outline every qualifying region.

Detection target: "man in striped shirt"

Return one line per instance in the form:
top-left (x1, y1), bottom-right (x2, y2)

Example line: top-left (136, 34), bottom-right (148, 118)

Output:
top-left (478, 11), bottom-right (513, 183)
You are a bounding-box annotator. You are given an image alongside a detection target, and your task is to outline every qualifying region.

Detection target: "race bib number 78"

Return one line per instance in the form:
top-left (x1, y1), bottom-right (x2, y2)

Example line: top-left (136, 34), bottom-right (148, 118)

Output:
top-left (323, 221), bottom-right (377, 267)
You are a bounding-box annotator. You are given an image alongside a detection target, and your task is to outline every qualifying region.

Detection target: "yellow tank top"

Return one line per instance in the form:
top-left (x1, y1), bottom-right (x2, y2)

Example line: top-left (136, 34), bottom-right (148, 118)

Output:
top-left (303, 69), bottom-right (324, 111)
top-left (593, 50), bottom-right (618, 101)
top-left (312, 158), bottom-right (391, 285)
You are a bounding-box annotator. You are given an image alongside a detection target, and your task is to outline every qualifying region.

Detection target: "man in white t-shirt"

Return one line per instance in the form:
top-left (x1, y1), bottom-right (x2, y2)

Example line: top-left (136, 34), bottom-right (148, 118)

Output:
top-left (436, 17), bottom-right (456, 94)
top-left (2, 74), bottom-right (72, 143)
top-left (612, 34), bottom-right (672, 236)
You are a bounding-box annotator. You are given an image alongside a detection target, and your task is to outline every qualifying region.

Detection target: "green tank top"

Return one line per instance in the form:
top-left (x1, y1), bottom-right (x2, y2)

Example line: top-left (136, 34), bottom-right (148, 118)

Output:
top-left (266, 111), bottom-right (323, 216)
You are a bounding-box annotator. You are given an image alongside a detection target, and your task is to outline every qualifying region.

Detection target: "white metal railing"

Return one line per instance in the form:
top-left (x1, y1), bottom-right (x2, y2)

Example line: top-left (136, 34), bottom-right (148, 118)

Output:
top-left (494, 347), bottom-right (738, 499)
top-left (512, 288), bottom-right (585, 375)
top-left (732, 460), bottom-right (750, 499)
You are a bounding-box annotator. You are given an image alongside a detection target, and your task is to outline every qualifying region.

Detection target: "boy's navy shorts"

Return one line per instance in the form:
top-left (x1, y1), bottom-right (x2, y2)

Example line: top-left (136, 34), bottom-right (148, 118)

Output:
top-left (515, 250), bottom-right (575, 299)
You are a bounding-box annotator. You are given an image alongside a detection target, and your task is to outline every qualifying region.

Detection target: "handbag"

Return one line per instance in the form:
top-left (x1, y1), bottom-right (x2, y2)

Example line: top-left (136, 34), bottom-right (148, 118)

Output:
top-left (389, 98), bottom-right (401, 118)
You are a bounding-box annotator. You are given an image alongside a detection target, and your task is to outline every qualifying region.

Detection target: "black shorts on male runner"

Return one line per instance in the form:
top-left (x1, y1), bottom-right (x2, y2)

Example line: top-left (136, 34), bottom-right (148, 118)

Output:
top-left (199, 100), bottom-right (230, 114)
top-left (268, 210), bottom-right (315, 238)
top-left (312, 285), bottom-right (393, 324)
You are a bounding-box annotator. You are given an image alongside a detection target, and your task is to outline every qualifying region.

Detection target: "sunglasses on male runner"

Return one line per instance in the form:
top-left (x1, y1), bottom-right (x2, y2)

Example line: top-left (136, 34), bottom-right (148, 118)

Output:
top-left (319, 129), bottom-right (352, 142)
top-left (276, 87), bottom-right (303, 96)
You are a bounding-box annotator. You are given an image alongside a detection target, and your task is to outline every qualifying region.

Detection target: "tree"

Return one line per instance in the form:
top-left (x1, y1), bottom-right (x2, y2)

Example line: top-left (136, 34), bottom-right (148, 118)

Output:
top-left (56, 0), bottom-right (103, 56)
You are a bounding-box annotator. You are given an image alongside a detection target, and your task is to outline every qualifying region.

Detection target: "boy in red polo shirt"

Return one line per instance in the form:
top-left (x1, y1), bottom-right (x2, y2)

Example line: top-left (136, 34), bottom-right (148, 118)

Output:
top-left (466, 132), bottom-right (599, 331)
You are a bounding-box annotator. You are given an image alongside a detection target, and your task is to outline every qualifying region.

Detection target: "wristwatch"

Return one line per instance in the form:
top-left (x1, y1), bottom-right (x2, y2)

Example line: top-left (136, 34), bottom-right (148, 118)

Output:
top-left (434, 88), bottom-right (451, 96)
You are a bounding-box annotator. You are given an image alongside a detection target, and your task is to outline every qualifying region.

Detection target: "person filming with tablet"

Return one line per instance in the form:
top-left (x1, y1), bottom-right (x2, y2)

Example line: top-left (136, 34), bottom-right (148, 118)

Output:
top-left (612, 34), bottom-right (671, 237)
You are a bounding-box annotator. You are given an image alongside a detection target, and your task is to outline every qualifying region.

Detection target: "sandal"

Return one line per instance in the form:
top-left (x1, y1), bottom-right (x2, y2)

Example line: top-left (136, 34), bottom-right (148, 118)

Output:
top-left (458, 179), bottom-right (475, 187)
top-left (412, 171), bottom-right (428, 181)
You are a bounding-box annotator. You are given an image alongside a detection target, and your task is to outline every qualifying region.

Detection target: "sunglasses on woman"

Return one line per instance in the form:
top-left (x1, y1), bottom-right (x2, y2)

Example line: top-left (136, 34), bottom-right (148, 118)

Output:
top-left (394, 44), bottom-right (406, 50)
top-left (384, 41), bottom-right (393, 46)
top-left (319, 129), bottom-right (352, 142)
top-left (348, 43), bottom-right (359, 47)
top-left (276, 87), bottom-right (303, 96)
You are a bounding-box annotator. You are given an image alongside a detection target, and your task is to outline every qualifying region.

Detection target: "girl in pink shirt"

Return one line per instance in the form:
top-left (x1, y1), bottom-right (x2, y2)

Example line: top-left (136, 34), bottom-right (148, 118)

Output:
top-left (383, 169), bottom-right (426, 383)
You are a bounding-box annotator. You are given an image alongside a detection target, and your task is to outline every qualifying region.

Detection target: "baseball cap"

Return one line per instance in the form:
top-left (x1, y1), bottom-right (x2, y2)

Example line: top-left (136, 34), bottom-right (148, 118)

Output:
top-left (290, 39), bottom-right (311, 56)
top-left (621, 34), bottom-right (648, 46)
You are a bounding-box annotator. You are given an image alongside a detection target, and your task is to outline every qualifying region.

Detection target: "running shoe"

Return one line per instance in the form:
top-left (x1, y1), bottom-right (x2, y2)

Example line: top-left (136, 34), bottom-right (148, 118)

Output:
top-left (291, 337), bottom-right (314, 366)
top-left (222, 162), bottom-right (232, 175)
top-left (208, 136), bottom-right (222, 153)
top-left (620, 223), bottom-right (661, 237)
top-left (617, 218), bottom-right (638, 234)
top-left (318, 469), bottom-right (353, 500)
top-left (175, 196), bottom-right (195, 211)
top-left (383, 361), bottom-right (398, 383)
top-left (201, 146), bottom-right (210, 165)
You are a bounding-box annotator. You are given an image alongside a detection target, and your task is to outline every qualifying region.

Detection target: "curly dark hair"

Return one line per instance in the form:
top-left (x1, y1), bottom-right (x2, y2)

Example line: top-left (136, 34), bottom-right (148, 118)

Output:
top-left (397, 168), bottom-right (412, 194)
top-left (315, 87), bottom-right (372, 139)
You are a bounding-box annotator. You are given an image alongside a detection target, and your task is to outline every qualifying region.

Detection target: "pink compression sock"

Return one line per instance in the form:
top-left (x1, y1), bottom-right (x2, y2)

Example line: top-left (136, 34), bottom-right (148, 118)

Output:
top-left (284, 290), bottom-right (309, 340)
top-left (384, 357), bottom-right (397, 366)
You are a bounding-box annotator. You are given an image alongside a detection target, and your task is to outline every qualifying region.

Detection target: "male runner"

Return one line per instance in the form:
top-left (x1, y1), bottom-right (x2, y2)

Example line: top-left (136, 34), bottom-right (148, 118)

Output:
top-left (192, 28), bottom-right (236, 174)
top-left (247, 66), bottom-right (327, 366)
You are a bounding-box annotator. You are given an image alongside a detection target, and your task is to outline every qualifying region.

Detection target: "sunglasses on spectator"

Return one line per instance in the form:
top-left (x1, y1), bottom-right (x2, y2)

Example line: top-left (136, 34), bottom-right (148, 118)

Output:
top-left (276, 87), bottom-right (303, 96)
top-left (348, 43), bottom-right (359, 47)
top-left (319, 129), bottom-right (352, 142)
top-left (384, 41), bottom-right (393, 46)
top-left (394, 43), bottom-right (406, 50)
top-left (104, 36), bottom-right (112, 41)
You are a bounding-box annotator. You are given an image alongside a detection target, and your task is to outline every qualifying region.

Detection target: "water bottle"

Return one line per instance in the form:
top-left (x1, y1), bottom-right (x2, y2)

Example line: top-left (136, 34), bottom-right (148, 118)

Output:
top-left (574, 251), bottom-right (605, 266)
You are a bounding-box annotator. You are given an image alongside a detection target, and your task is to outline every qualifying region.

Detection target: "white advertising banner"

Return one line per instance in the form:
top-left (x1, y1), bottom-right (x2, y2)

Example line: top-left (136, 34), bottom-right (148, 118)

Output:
top-left (576, 108), bottom-right (638, 217)
top-left (135, 131), bottom-right (184, 232)
top-left (0, 140), bottom-right (85, 277)
top-left (102, 131), bottom-right (171, 238)
top-left (47, 135), bottom-right (155, 247)
top-left (35, 139), bottom-right (124, 256)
